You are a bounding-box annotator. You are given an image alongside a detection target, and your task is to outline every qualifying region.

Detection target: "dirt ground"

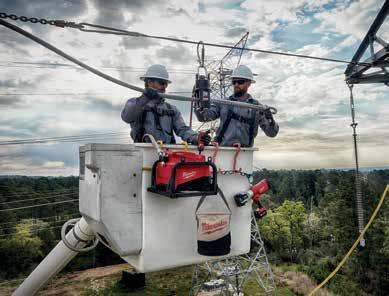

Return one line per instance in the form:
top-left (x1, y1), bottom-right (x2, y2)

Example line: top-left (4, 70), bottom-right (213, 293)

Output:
top-left (39, 264), bottom-right (133, 296)
top-left (0, 264), bottom-right (131, 296)
top-left (1, 264), bottom-right (332, 296)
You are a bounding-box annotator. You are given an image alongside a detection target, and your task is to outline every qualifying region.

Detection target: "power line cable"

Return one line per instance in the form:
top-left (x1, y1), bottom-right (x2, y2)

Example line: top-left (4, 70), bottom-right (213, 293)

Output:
top-left (0, 225), bottom-right (65, 237)
top-left (0, 212), bottom-right (79, 226)
top-left (0, 214), bottom-right (80, 231)
top-left (0, 93), bottom-right (114, 96)
top-left (0, 60), bottom-right (197, 72)
top-left (1, 131), bottom-right (126, 143)
top-left (0, 91), bottom-right (193, 96)
top-left (0, 135), bottom-right (131, 146)
top-left (0, 188), bottom-right (78, 199)
top-left (0, 192), bottom-right (77, 206)
top-left (72, 22), bottom-right (368, 66)
top-left (0, 199), bottom-right (78, 212)
top-left (0, 11), bottom-right (360, 66)
top-left (0, 193), bottom-right (77, 205)
top-left (0, 18), bottom-right (273, 113)
top-left (0, 131), bottom-right (129, 146)
top-left (0, 64), bottom-right (196, 74)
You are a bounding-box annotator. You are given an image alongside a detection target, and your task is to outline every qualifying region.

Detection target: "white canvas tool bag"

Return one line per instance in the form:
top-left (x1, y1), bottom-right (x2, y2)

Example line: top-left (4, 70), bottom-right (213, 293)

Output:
top-left (195, 188), bottom-right (232, 256)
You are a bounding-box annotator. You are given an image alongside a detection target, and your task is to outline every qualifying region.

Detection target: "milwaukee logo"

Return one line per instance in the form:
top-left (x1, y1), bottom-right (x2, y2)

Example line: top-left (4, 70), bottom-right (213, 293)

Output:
top-left (182, 171), bottom-right (197, 179)
top-left (201, 220), bottom-right (228, 231)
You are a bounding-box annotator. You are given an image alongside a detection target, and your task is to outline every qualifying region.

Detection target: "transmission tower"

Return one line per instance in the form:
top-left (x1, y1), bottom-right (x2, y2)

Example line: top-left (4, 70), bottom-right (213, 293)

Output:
top-left (190, 211), bottom-right (276, 295)
top-left (194, 32), bottom-right (249, 133)
top-left (207, 32), bottom-right (249, 100)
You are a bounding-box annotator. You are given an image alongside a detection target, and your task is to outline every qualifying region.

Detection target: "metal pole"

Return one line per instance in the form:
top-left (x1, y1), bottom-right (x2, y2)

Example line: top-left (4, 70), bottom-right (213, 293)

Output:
top-left (189, 100), bottom-right (194, 128)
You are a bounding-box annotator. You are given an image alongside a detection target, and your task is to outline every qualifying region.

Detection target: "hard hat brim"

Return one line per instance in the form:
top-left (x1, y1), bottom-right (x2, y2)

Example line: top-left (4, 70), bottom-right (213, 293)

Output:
top-left (140, 76), bottom-right (172, 84)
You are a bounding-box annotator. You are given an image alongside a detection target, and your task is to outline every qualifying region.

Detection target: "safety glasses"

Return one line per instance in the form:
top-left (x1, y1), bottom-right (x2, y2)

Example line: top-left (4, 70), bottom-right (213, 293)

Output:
top-left (232, 79), bottom-right (249, 85)
top-left (154, 79), bottom-right (168, 86)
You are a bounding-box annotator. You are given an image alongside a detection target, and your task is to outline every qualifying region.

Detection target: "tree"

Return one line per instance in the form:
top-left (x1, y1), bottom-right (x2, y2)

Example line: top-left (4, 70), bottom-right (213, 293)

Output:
top-left (259, 200), bottom-right (307, 262)
top-left (0, 219), bottom-right (47, 278)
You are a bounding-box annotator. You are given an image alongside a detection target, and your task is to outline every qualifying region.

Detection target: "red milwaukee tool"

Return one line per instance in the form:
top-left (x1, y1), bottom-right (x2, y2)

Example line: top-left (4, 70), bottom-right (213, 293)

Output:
top-left (233, 179), bottom-right (270, 219)
top-left (234, 179), bottom-right (270, 206)
top-left (145, 133), bottom-right (217, 198)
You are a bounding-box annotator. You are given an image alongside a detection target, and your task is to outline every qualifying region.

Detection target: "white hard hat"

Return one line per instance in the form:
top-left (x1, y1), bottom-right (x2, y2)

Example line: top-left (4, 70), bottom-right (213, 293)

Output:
top-left (231, 65), bottom-right (255, 83)
top-left (140, 64), bottom-right (172, 83)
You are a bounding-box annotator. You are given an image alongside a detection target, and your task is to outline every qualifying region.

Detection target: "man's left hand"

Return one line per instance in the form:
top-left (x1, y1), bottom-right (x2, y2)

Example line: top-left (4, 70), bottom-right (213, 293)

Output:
top-left (264, 108), bottom-right (275, 124)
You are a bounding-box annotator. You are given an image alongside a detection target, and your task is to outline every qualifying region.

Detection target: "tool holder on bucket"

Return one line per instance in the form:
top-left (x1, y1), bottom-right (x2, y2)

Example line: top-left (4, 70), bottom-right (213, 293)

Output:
top-left (148, 157), bottom-right (218, 198)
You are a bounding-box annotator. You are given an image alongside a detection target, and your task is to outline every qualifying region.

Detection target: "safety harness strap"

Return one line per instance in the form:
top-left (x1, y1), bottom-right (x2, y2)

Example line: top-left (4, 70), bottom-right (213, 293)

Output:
top-left (135, 102), bottom-right (176, 143)
top-left (216, 99), bottom-right (257, 145)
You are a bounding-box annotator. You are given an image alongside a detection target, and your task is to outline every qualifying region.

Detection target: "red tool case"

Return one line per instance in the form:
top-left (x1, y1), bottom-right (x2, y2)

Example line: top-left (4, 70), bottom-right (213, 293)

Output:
top-left (148, 150), bottom-right (217, 198)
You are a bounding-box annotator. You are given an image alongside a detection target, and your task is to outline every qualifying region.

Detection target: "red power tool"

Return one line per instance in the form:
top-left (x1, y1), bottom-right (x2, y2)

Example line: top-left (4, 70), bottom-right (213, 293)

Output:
top-left (233, 179), bottom-right (270, 219)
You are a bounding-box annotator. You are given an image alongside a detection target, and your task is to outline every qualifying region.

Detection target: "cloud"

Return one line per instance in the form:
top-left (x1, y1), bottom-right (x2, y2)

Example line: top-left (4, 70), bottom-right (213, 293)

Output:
top-left (155, 43), bottom-right (195, 65)
top-left (164, 7), bottom-right (191, 18)
top-left (0, 0), bottom-right (88, 42)
top-left (0, 78), bottom-right (35, 88)
top-left (224, 26), bottom-right (248, 38)
top-left (0, 0), bottom-right (88, 19)
top-left (93, 0), bottom-right (164, 28)
top-left (120, 37), bottom-right (159, 50)
top-left (0, 156), bottom-right (77, 176)
top-left (314, 0), bottom-right (386, 38)
top-left (332, 35), bottom-right (359, 52)
top-left (84, 96), bottom-right (122, 114)
top-left (0, 96), bottom-right (22, 107)
top-left (240, 0), bottom-right (324, 25)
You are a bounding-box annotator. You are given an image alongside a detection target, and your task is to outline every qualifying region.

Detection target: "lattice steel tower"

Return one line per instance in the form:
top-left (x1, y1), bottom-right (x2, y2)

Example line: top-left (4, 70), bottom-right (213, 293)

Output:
top-left (190, 211), bottom-right (276, 295)
top-left (207, 32), bottom-right (249, 100)
top-left (195, 32), bottom-right (250, 134)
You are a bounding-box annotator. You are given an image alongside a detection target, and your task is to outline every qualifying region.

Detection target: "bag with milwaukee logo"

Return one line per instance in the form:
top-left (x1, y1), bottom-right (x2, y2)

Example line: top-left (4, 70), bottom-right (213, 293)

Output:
top-left (196, 188), bottom-right (231, 256)
top-left (148, 150), bottom-right (218, 198)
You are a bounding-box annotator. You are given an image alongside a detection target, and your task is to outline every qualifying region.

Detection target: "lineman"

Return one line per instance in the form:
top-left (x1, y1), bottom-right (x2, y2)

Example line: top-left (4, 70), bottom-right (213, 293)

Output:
top-left (121, 64), bottom-right (211, 145)
top-left (194, 65), bottom-right (278, 147)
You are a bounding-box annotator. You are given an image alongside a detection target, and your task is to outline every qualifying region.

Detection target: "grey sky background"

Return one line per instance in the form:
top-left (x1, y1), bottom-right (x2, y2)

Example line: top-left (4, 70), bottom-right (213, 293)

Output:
top-left (0, 0), bottom-right (388, 176)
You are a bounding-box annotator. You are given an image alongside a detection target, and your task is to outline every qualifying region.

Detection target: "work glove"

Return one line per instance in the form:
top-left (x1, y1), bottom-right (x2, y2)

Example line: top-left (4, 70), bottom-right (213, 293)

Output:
top-left (198, 131), bottom-right (212, 146)
top-left (264, 108), bottom-right (275, 125)
top-left (143, 88), bottom-right (163, 103)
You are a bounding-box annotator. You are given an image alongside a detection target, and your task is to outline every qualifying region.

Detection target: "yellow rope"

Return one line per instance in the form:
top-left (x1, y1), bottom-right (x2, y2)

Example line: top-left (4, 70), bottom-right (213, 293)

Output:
top-left (157, 140), bottom-right (164, 149)
top-left (309, 185), bottom-right (389, 295)
top-left (180, 141), bottom-right (189, 151)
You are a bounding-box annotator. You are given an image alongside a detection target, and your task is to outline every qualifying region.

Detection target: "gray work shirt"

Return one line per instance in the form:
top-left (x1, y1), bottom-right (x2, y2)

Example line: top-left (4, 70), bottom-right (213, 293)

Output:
top-left (121, 94), bottom-right (198, 144)
top-left (194, 95), bottom-right (279, 147)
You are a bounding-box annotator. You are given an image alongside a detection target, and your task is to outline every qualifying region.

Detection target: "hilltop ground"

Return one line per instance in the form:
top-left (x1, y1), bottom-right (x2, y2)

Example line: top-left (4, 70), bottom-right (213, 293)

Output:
top-left (1, 263), bottom-right (332, 296)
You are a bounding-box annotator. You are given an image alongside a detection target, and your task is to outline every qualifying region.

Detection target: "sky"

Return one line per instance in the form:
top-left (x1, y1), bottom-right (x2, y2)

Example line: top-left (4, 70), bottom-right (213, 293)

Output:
top-left (0, 0), bottom-right (388, 176)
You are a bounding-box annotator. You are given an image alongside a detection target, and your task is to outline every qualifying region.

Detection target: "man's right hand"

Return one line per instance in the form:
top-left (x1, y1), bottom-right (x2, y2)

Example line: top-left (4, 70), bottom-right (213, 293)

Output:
top-left (143, 88), bottom-right (163, 103)
top-left (198, 130), bottom-right (212, 146)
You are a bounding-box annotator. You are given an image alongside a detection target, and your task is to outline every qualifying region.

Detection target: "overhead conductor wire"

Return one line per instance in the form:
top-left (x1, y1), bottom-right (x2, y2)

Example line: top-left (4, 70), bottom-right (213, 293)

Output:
top-left (76, 22), bottom-right (366, 66)
top-left (0, 18), bottom-right (274, 113)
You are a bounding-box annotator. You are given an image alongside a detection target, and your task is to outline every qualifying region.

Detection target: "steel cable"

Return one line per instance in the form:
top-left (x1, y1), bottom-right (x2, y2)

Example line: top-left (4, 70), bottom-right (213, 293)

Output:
top-left (0, 18), bottom-right (275, 113)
